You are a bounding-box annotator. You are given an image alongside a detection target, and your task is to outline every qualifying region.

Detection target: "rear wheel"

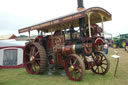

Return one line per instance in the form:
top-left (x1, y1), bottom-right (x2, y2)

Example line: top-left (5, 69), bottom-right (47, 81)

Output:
top-left (65, 54), bottom-right (85, 81)
top-left (24, 42), bottom-right (47, 74)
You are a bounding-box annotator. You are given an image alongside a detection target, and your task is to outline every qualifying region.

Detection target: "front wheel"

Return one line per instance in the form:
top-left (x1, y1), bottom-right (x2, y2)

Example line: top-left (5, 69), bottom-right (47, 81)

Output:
top-left (65, 54), bottom-right (85, 81)
top-left (91, 52), bottom-right (110, 75)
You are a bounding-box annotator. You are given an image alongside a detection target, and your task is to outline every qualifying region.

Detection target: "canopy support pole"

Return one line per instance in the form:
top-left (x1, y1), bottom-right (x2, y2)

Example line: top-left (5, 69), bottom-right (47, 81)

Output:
top-left (101, 15), bottom-right (104, 37)
top-left (87, 12), bottom-right (93, 38)
top-left (28, 31), bottom-right (31, 40)
top-left (37, 30), bottom-right (40, 36)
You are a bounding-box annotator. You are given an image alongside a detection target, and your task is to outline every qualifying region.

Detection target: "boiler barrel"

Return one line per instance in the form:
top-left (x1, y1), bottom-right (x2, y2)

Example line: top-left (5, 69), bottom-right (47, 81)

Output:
top-left (75, 44), bottom-right (84, 53)
top-left (59, 44), bottom-right (84, 55)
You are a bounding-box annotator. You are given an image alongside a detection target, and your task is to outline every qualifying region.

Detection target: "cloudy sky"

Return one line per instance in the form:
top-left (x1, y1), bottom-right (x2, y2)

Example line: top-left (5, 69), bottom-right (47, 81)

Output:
top-left (0, 0), bottom-right (128, 37)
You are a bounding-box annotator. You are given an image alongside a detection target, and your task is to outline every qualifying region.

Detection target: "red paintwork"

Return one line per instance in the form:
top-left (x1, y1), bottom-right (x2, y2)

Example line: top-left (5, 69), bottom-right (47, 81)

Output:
top-left (56, 53), bottom-right (65, 67)
top-left (0, 46), bottom-right (24, 50)
top-left (35, 36), bottom-right (43, 40)
top-left (4, 49), bottom-right (17, 50)
top-left (46, 36), bottom-right (53, 50)
top-left (47, 36), bottom-right (64, 50)
top-left (9, 34), bottom-right (17, 39)
top-left (0, 64), bottom-right (24, 69)
top-left (82, 43), bottom-right (92, 55)
top-left (94, 37), bottom-right (104, 47)
top-left (95, 37), bottom-right (104, 44)
top-left (92, 24), bottom-right (102, 37)
top-left (61, 45), bottom-right (74, 55)
top-left (36, 36), bottom-right (43, 39)
top-left (34, 36), bottom-right (43, 42)
top-left (52, 36), bottom-right (64, 46)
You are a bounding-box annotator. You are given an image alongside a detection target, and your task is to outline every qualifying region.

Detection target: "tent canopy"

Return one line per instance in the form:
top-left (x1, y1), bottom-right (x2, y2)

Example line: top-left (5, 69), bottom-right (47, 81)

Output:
top-left (0, 39), bottom-right (27, 47)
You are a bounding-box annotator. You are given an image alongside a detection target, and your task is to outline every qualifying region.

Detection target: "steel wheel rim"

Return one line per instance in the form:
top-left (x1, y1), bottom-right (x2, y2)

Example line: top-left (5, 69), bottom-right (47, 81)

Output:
top-left (65, 54), bottom-right (85, 81)
top-left (24, 43), bottom-right (46, 74)
top-left (91, 52), bottom-right (110, 75)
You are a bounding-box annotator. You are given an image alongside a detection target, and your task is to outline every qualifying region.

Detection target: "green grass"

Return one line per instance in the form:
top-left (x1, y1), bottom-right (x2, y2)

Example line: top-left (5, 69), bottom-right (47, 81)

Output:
top-left (0, 48), bottom-right (128, 85)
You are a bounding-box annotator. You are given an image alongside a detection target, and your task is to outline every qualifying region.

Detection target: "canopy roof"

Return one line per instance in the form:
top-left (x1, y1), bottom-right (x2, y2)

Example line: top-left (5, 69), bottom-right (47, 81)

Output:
top-left (19, 7), bottom-right (112, 33)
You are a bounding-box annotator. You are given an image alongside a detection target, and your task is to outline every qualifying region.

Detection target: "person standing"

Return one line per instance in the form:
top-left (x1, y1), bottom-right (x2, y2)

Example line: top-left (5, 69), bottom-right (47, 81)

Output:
top-left (125, 38), bottom-right (128, 52)
top-left (104, 41), bottom-right (109, 54)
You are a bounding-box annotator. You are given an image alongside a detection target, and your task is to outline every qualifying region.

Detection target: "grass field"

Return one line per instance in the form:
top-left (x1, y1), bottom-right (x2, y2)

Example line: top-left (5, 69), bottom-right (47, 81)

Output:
top-left (0, 48), bottom-right (128, 85)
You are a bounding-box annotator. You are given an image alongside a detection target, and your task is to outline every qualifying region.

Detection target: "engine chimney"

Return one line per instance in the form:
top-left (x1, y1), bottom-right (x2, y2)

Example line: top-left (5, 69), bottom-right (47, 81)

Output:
top-left (77, 0), bottom-right (86, 38)
top-left (77, 0), bottom-right (85, 11)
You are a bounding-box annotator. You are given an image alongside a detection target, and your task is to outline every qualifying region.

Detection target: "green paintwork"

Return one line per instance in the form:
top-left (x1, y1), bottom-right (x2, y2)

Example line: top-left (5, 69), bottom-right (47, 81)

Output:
top-left (113, 34), bottom-right (128, 48)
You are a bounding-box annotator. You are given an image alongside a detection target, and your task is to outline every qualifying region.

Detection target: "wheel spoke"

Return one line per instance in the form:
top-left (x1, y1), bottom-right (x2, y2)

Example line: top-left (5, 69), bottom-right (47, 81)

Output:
top-left (75, 72), bottom-right (77, 79)
top-left (30, 46), bottom-right (34, 56)
top-left (101, 66), bottom-right (104, 73)
top-left (24, 43), bottom-right (47, 74)
top-left (91, 52), bottom-right (110, 75)
top-left (34, 51), bottom-right (39, 57)
top-left (97, 66), bottom-right (99, 73)
top-left (74, 70), bottom-right (80, 79)
top-left (102, 59), bottom-right (106, 61)
top-left (65, 54), bottom-right (85, 81)
top-left (101, 55), bottom-right (104, 60)
top-left (26, 53), bottom-right (30, 56)
top-left (31, 46), bottom-right (35, 56)
top-left (70, 60), bottom-right (73, 65)
top-left (72, 72), bottom-right (75, 78)
top-left (73, 59), bottom-right (77, 65)
top-left (102, 62), bottom-right (107, 65)
top-left (26, 61), bottom-right (32, 64)
top-left (35, 58), bottom-right (40, 60)
top-left (32, 47), bottom-right (36, 56)
top-left (75, 64), bottom-right (81, 70)
top-left (100, 65), bottom-right (106, 70)
top-left (33, 63), bottom-right (37, 72)
top-left (35, 60), bottom-right (40, 66)
top-left (30, 66), bottom-right (33, 72)
top-left (95, 66), bottom-right (99, 72)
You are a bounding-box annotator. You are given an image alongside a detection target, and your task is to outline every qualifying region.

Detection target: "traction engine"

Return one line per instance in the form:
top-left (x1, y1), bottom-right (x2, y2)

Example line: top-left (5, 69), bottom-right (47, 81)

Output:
top-left (19, 0), bottom-right (111, 81)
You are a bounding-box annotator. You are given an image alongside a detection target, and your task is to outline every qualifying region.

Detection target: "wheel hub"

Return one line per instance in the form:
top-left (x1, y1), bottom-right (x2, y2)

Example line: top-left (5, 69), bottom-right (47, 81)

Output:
top-left (69, 65), bottom-right (74, 72)
top-left (30, 56), bottom-right (35, 61)
top-left (97, 61), bottom-right (102, 66)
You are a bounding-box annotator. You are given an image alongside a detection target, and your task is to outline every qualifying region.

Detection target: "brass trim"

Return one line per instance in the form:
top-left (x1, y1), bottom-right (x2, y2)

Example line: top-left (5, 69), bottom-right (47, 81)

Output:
top-left (62, 46), bottom-right (64, 52)
top-left (87, 12), bottom-right (93, 38)
top-left (77, 8), bottom-right (85, 11)
top-left (72, 44), bottom-right (76, 54)
top-left (65, 33), bottom-right (71, 40)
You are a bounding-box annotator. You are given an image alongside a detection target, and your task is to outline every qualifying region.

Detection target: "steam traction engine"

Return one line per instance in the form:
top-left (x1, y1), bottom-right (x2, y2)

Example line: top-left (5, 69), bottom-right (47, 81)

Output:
top-left (18, 0), bottom-right (112, 81)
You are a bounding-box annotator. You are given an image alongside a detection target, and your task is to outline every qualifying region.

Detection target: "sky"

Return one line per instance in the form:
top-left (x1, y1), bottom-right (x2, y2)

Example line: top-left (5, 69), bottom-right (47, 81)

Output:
top-left (0, 0), bottom-right (128, 37)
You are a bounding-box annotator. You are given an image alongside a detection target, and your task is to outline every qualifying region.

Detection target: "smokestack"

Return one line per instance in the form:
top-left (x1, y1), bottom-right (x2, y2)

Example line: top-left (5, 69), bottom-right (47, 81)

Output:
top-left (77, 0), bottom-right (86, 38)
top-left (77, 0), bottom-right (85, 11)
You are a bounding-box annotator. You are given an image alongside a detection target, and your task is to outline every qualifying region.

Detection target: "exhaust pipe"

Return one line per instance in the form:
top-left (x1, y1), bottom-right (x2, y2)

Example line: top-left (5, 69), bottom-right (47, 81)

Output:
top-left (77, 0), bottom-right (85, 11)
